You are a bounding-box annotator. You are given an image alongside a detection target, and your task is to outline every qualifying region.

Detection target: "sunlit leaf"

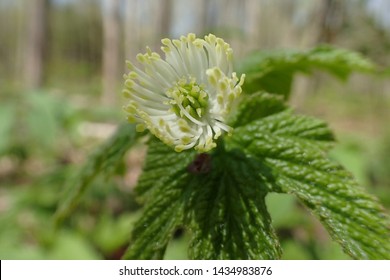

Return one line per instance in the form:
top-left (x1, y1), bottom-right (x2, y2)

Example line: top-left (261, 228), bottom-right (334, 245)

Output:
top-left (186, 149), bottom-right (282, 259)
top-left (123, 140), bottom-right (195, 259)
top-left (240, 45), bottom-right (376, 98)
top-left (125, 139), bottom-right (282, 260)
top-left (227, 102), bottom-right (390, 259)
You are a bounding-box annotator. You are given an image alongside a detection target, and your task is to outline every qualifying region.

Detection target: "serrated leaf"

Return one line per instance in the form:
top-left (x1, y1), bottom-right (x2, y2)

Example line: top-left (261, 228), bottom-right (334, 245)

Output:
top-left (122, 181), bottom-right (185, 259)
top-left (54, 123), bottom-right (139, 225)
top-left (240, 45), bottom-right (376, 98)
top-left (186, 149), bottom-right (282, 259)
top-left (227, 110), bottom-right (390, 259)
top-left (231, 92), bottom-right (335, 150)
top-left (123, 140), bottom-right (195, 259)
top-left (135, 138), bottom-right (195, 200)
top-left (125, 139), bottom-right (281, 260)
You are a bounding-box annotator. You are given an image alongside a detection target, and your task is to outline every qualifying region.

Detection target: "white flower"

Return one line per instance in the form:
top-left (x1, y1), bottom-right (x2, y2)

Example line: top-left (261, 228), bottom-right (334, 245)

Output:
top-left (122, 33), bottom-right (245, 152)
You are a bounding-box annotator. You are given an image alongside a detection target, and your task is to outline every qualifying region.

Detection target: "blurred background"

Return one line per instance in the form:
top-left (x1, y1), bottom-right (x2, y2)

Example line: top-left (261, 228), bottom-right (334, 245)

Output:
top-left (0, 0), bottom-right (390, 259)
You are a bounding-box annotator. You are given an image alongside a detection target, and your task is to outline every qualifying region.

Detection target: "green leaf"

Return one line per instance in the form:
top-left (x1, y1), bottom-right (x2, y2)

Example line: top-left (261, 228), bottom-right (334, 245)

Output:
top-left (227, 109), bottom-right (390, 259)
top-left (54, 123), bottom-right (139, 226)
top-left (229, 92), bottom-right (286, 128)
top-left (125, 139), bottom-right (281, 260)
top-left (231, 92), bottom-right (334, 150)
top-left (134, 138), bottom-right (195, 200)
top-left (123, 140), bottom-right (195, 259)
top-left (240, 45), bottom-right (376, 99)
top-left (186, 148), bottom-right (282, 259)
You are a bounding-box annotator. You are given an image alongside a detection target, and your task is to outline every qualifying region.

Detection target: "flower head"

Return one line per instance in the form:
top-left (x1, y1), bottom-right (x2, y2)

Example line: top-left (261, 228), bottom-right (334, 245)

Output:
top-left (123, 33), bottom-right (245, 152)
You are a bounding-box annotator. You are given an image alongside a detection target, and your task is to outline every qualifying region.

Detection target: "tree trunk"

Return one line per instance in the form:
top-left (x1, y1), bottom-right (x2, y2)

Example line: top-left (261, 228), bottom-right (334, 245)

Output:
top-left (102, 0), bottom-right (120, 105)
top-left (24, 0), bottom-right (48, 90)
top-left (195, 0), bottom-right (208, 35)
top-left (124, 0), bottom-right (139, 62)
top-left (317, 0), bottom-right (345, 43)
top-left (244, 0), bottom-right (262, 53)
top-left (159, 0), bottom-right (173, 38)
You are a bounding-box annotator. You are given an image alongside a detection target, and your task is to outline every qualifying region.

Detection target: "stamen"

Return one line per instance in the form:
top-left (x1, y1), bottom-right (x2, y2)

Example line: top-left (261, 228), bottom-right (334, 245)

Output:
top-left (123, 33), bottom-right (244, 152)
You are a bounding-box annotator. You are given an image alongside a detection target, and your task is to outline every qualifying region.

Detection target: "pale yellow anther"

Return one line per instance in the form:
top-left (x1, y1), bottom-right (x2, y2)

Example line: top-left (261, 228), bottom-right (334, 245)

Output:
top-left (151, 52), bottom-right (160, 59)
top-left (125, 79), bottom-right (134, 88)
top-left (122, 89), bottom-right (132, 98)
top-left (128, 71), bottom-right (138, 79)
top-left (181, 136), bottom-right (192, 145)
top-left (126, 60), bottom-right (133, 70)
top-left (188, 33), bottom-right (196, 41)
top-left (161, 38), bottom-right (171, 45)
top-left (219, 80), bottom-right (228, 91)
top-left (216, 38), bottom-right (224, 45)
top-left (175, 145), bottom-right (184, 152)
top-left (193, 39), bottom-right (203, 48)
top-left (158, 118), bottom-right (165, 126)
top-left (126, 115), bottom-right (136, 123)
top-left (161, 46), bottom-right (170, 53)
top-left (206, 34), bottom-right (216, 44)
top-left (136, 53), bottom-right (144, 62)
top-left (173, 39), bottom-right (181, 48)
top-left (136, 124), bottom-right (146, 132)
top-left (179, 125), bottom-right (191, 133)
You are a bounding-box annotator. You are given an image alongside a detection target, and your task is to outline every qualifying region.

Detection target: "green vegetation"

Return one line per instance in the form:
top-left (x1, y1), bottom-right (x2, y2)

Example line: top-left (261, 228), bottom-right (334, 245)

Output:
top-left (1, 1), bottom-right (390, 260)
top-left (55, 46), bottom-right (390, 259)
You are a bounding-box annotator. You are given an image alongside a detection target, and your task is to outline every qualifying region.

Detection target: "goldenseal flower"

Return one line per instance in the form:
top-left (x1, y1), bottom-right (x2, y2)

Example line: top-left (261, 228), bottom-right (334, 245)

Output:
top-left (123, 33), bottom-right (245, 152)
